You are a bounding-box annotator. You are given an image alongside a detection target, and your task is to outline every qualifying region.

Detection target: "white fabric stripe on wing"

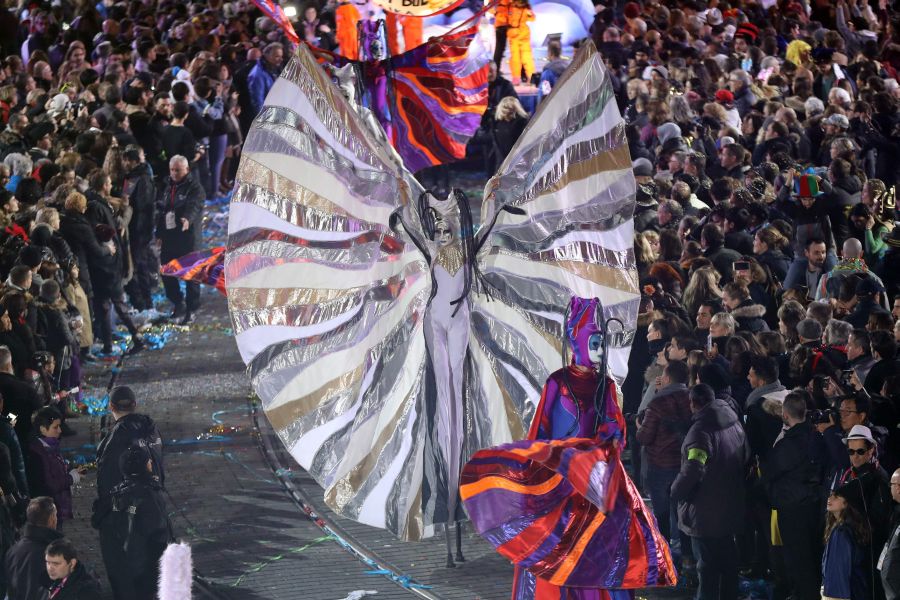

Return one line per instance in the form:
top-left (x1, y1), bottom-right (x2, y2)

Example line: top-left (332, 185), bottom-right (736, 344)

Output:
top-left (263, 77), bottom-right (378, 173)
top-left (243, 151), bottom-right (396, 224)
top-left (498, 354), bottom-right (543, 409)
top-left (357, 393), bottom-right (421, 529)
top-left (544, 220), bottom-right (636, 254)
top-left (505, 56), bottom-right (603, 152)
top-left (234, 296), bottom-right (362, 364)
top-left (484, 252), bottom-right (640, 303)
top-left (514, 96), bottom-right (621, 186)
top-left (268, 273), bottom-right (429, 410)
top-left (227, 247), bottom-right (425, 290)
top-left (607, 346), bottom-right (631, 384)
top-left (323, 332), bottom-right (426, 492)
top-left (474, 299), bottom-right (558, 373)
top-left (467, 342), bottom-right (514, 445)
top-left (227, 201), bottom-right (366, 240)
top-left (497, 167), bottom-right (633, 228)
top-left (288, 351), bottom-right (378, 471)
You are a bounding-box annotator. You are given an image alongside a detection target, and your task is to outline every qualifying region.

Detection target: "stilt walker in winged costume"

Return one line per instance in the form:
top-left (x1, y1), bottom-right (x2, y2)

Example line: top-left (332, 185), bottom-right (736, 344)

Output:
top-left (460, 296), bottom-right (678, 598)
top-left (226, 39), bottom-right (645, 560)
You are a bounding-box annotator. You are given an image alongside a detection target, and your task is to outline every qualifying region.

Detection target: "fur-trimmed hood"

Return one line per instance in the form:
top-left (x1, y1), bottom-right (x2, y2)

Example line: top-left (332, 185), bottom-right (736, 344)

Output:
top-left (730, 303), bottom-right (767, 319)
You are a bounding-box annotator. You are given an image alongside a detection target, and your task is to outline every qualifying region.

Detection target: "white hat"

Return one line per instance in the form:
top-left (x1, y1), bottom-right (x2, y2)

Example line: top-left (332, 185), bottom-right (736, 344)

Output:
top-left (705, 8), bottom-right (723, 25)
top-left (843, 424), bottom-right (876, 446)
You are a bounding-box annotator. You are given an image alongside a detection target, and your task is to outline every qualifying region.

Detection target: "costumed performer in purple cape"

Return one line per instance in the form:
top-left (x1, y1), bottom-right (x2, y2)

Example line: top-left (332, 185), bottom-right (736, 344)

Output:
top-left (461, 296), bottom-right (677, 600)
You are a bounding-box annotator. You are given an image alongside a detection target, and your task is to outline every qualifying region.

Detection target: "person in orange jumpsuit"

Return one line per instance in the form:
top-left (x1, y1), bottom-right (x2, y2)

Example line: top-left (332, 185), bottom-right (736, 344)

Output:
top-left (385, 13), bottom-right (423, 55)
top-left (335, 0), bottom-right (362, 59)
top-left (507, 0), bottom-right (534, 85)
top-left (491, 0), bottom-right (512, 67)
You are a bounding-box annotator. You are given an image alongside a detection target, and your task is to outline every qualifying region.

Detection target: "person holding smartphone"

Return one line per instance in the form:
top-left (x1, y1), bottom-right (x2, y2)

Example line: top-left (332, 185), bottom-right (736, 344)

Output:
top-left (722, 280), bottom-right (769, 333)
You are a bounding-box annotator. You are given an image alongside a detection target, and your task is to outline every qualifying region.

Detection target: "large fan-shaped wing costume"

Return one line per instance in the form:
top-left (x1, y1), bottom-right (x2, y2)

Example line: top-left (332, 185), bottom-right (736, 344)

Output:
top-left (226, 41), bottom-right (638, 540)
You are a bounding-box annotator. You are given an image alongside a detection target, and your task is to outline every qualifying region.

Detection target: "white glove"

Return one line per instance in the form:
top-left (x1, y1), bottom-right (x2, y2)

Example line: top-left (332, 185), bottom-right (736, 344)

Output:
top-left (69, 469), bottom-right (82, 486)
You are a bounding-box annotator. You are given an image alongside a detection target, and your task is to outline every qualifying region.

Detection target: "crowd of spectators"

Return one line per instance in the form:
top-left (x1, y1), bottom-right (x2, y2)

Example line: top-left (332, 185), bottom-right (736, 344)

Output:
top-left (0, 0), bottom-right (300, 597)
top-left (495, 1), bottom-right (900, 599)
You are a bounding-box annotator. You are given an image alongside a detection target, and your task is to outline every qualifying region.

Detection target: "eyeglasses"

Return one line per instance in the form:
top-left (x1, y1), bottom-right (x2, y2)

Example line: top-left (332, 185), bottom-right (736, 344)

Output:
top-left (847, 448), bottom-right (869, 456)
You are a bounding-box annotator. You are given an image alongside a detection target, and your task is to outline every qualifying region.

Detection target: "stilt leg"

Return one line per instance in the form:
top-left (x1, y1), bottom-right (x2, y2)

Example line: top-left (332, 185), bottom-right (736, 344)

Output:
top-left (455, 521), bottom-right (466, 563)
top-left (445, 523), bottom-right (456, 568)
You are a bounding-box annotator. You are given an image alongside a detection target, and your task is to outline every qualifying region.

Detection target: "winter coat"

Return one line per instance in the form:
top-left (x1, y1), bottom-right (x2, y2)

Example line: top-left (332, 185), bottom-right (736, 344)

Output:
top-left (756, 249), bottom-right (790, 283)
top-left (882, 519), bottom-right (900, 600)
top-left (95, 477), bottom-right (171, 596)
top-left (725, 230), bottom-right (754, 256)
top-left (763, 420), bottom-right (827, 509)
top-left (633, 204), bottom-right (658, 234)
top-left (827, 174), bottom-right (862, 243)
top-left (156, 172), bottom-right (205, 261)
top-left (0, 372), bottom-right (40, 445)
top-left (96, 412), bottom-right (164, 497)
top-left (776, 184), bottom-right (837, 254)
top-left (671, 398), bottom-right (749, 537)
top-left (0, 419), bottom-right (27, 495)
top-left (822, 523), bottom-right (869, 600)
top-left (123, 162), bottom-right (156, 245)
top-left (490, 116), bottom-right (527, 173)
top-left (744, 381), bottom-right (786, 462)
top-left (730, 299), bottom-right (769, 333)
top-left (866, 359), bottom-right (900, 397)
top-left (26, 437), bottom-right (74, 520)
top-left (837, 462), bottom-right (893, 560)
top-left (704, 242), bottom-right (743, 282)
top-left (636, 383), bottom-right (691, 469)
top-left (34, 299), bottom-right (77, 370)
top-left (0, 330), bottom-right (30, 377)
top-left (58, 208), bottom-right (113, 298)
top-left (39, 562), bottom-right (101, 600)
top-left (4, 523), bottom-right (64, 600)
top-left (247, 58), bottom-right (278, 116)
top-left (733, 85), bottom-right (757, 117)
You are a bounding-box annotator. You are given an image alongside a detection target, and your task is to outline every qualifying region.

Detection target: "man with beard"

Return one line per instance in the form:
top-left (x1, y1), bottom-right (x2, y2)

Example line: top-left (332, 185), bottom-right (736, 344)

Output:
top-left (786, 238), bottom-right (829, 302)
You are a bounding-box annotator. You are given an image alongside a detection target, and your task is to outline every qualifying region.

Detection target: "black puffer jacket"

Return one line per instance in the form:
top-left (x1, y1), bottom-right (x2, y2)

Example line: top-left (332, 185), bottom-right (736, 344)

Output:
top-left (763, 420), bottom-right (828, 509)
top-left (671, 398), bottom-right (749, 537)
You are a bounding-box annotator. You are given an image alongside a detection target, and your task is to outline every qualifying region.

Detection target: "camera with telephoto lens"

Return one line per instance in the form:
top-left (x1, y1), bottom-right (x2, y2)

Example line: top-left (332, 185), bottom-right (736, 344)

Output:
top-left (808, 407), bottom-right (839, 425)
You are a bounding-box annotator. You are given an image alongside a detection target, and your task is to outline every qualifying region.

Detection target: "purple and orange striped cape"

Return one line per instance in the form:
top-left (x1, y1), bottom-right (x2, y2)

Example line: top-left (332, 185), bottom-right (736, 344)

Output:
top-left (160, 246), bottom-right (226, 295)
top-left (461, 389), bottom-right (677, 596)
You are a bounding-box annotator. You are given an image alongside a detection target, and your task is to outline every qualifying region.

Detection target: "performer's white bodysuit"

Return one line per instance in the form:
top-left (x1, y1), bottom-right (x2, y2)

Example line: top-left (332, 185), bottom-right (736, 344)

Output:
top-left (424, 234), bottom-right (469, 522)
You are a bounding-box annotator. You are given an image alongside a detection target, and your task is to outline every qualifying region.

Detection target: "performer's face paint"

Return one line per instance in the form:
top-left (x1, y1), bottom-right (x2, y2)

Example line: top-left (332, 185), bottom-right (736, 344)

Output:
top-left (566, 296), bottom-right (604, 368)
top-left (588, 332), bottom-right (603, 365)
top-left (434, 221), bottom-right (453, 247)
top-left (370, 39), bottom-right (385, 60)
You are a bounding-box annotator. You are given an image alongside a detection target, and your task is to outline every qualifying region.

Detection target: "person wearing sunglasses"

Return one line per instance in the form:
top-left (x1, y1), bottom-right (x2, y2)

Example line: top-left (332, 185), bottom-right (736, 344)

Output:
top-left (836, 424), bottom-right (893, 600)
